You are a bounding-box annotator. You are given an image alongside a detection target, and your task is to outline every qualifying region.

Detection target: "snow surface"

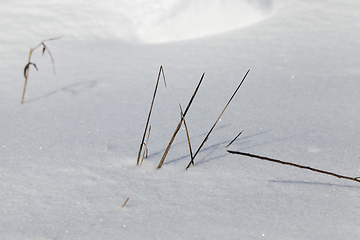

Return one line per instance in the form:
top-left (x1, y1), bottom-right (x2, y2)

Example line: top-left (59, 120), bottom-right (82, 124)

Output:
top-left (1, 0), bottom-right (360, 239)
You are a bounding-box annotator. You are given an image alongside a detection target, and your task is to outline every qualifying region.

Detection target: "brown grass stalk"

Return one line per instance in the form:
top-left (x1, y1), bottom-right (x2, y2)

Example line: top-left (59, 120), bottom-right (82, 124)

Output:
top-left (157, 73), bottom-right (205, 169)
top-left (122, 197), bottom-right (130, 208)
top-left (226, 130), bottom-right (244, 148)
top-left (21, 36), bottom-right (62, 104)
top-left (179, 103), bottom-right (193, 160)
top-left (227, 150), bottom-right (360, 183)
top-left (186, 69), bottom-right (250, 170)
top-left (140, 125), bottom-right (151, 165)
top-left (137, 66), bottom-right (166, 165)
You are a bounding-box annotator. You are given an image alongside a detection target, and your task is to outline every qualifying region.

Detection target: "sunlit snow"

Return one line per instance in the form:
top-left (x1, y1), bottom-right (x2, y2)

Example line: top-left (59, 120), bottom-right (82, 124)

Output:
top-left (1, 0), bottom-right (360, 239)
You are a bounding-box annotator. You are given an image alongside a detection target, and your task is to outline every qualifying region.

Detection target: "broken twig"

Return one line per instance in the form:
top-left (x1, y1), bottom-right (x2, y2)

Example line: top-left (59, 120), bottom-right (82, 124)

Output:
top-left (122, 197), bottom-right (130, 208)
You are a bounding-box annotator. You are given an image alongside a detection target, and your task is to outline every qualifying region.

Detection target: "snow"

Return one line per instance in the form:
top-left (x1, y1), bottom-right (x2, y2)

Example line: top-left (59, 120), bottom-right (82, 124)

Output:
top-left (1, 0), bottom-right (360, 239)
top-left (0, 0), bottom-right (272, 43)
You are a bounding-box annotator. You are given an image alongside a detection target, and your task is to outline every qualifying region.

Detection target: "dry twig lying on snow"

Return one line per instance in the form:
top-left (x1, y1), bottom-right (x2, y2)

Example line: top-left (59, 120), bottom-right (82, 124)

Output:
top-left (227, 150), bottom-right (360, 183)
top-left (226, 130), bottom-right (244, 148)
top-left (122, 197), bottom-right (130, 208)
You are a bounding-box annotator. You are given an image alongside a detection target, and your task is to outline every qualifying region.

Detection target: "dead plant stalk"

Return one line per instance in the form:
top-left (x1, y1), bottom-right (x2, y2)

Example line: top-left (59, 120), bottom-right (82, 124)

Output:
top-left (140, 125), bottom-right (151, 165)
top-left (186, 69), bottom-right (250, 170)
top-left (122, 197), bottom-right (130, 208)
top-left (226, 130), bottom-right (244, 148)
top-left (179, 103), bottom-right (193, 161)
top-left (21, 36), bottom-right (62, 104)
top-left (157, 73), bottom-right (205, 169)
top-left (137, 66), bottom-right (166, 165)
top-left (227, 150), bottom-right (360, 183)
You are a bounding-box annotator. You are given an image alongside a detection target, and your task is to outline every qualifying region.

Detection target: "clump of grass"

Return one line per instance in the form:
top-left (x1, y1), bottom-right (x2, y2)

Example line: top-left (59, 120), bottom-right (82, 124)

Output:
top-left (21, 36), bottom-right (62, 104)
top-left (227, 150), bottom-right (360, 183)
top-left (157, 73), bottom-right (205, 169)
top-left (137, 66), bottom-right (166, 165)
top-left (135, 66), bottom-right (358, 184)
top-left (185, 69), bottom-right (250, 170)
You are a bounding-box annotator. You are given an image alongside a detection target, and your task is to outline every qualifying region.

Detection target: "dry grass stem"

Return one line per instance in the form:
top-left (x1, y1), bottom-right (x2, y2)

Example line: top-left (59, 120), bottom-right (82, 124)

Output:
top-left (40, 36), bottom-right (63, 73)
top-left (145, 126), bottom-right (151, 158)
top-left (141, 125), bottom-right (151, 165)
top-left (227, 150), bottom-right (360, 183)
top-left (122, 197), bottom-right (130, 208)
top-left (157, 72), bottom-right (205, 169)
top-left (186, 69), bottom-right (250, 170)
top-left (24, 62), bottom-right (38, 77)
top-left (226, 130), bottom-right (244, 148)
top-left (21, 36), bottom-right (62, 104)
top-left (179, 103), bottom-right (193, 160)
top-left (137, 66), bottom-right (166, 165)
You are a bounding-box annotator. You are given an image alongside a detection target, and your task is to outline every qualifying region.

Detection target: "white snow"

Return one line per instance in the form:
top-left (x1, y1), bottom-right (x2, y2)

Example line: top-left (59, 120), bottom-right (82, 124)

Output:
top-left (0, 0), bottom-right (272, 44)
top-left (1, 0), bottom-right (360, 239)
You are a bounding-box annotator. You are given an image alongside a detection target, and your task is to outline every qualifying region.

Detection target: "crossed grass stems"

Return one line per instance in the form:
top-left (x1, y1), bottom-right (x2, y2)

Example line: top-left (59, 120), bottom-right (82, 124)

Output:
top-left (137, 66), bottom-right (360, 184)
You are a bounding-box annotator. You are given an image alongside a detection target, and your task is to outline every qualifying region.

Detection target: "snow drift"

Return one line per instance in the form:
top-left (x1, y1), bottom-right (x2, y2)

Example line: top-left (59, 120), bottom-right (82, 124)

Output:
top-left (1, 0), bottom-right (273, 44)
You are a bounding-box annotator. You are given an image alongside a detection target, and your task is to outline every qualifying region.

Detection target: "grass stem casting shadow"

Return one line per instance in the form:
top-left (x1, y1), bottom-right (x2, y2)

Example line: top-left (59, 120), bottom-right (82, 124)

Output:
top-left (186, 69), bottom-right (250, 170)
top-left (137, 66), bottom-right (166, 165)
top-left (21, 36), bottom-right (62, 104)
top-left (179, 103), bottom-right (194, 162)
top-left (157, 73), bottom-right (205, 169)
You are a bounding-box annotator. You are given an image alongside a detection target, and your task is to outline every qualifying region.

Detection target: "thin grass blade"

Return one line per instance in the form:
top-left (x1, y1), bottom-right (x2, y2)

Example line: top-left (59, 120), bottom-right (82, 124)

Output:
top-left (186, 69), bottom-right (250, 169)
top-left (122, 197), bottom-right (130, 208)
top-left (141, 125), bottom-right (151, 165)
top-left (137, 66), bottom-right (166, 165)
top-left (179, 103), bottom-right (193, 160)
top-left (226, 130), bottom-right (244, 148)
top-left (42, 44), bottom-right (56, 74)
top-left (157, 72), bottom-right (205, 169)
top-left (24, 62), bottom-right (38, 78)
